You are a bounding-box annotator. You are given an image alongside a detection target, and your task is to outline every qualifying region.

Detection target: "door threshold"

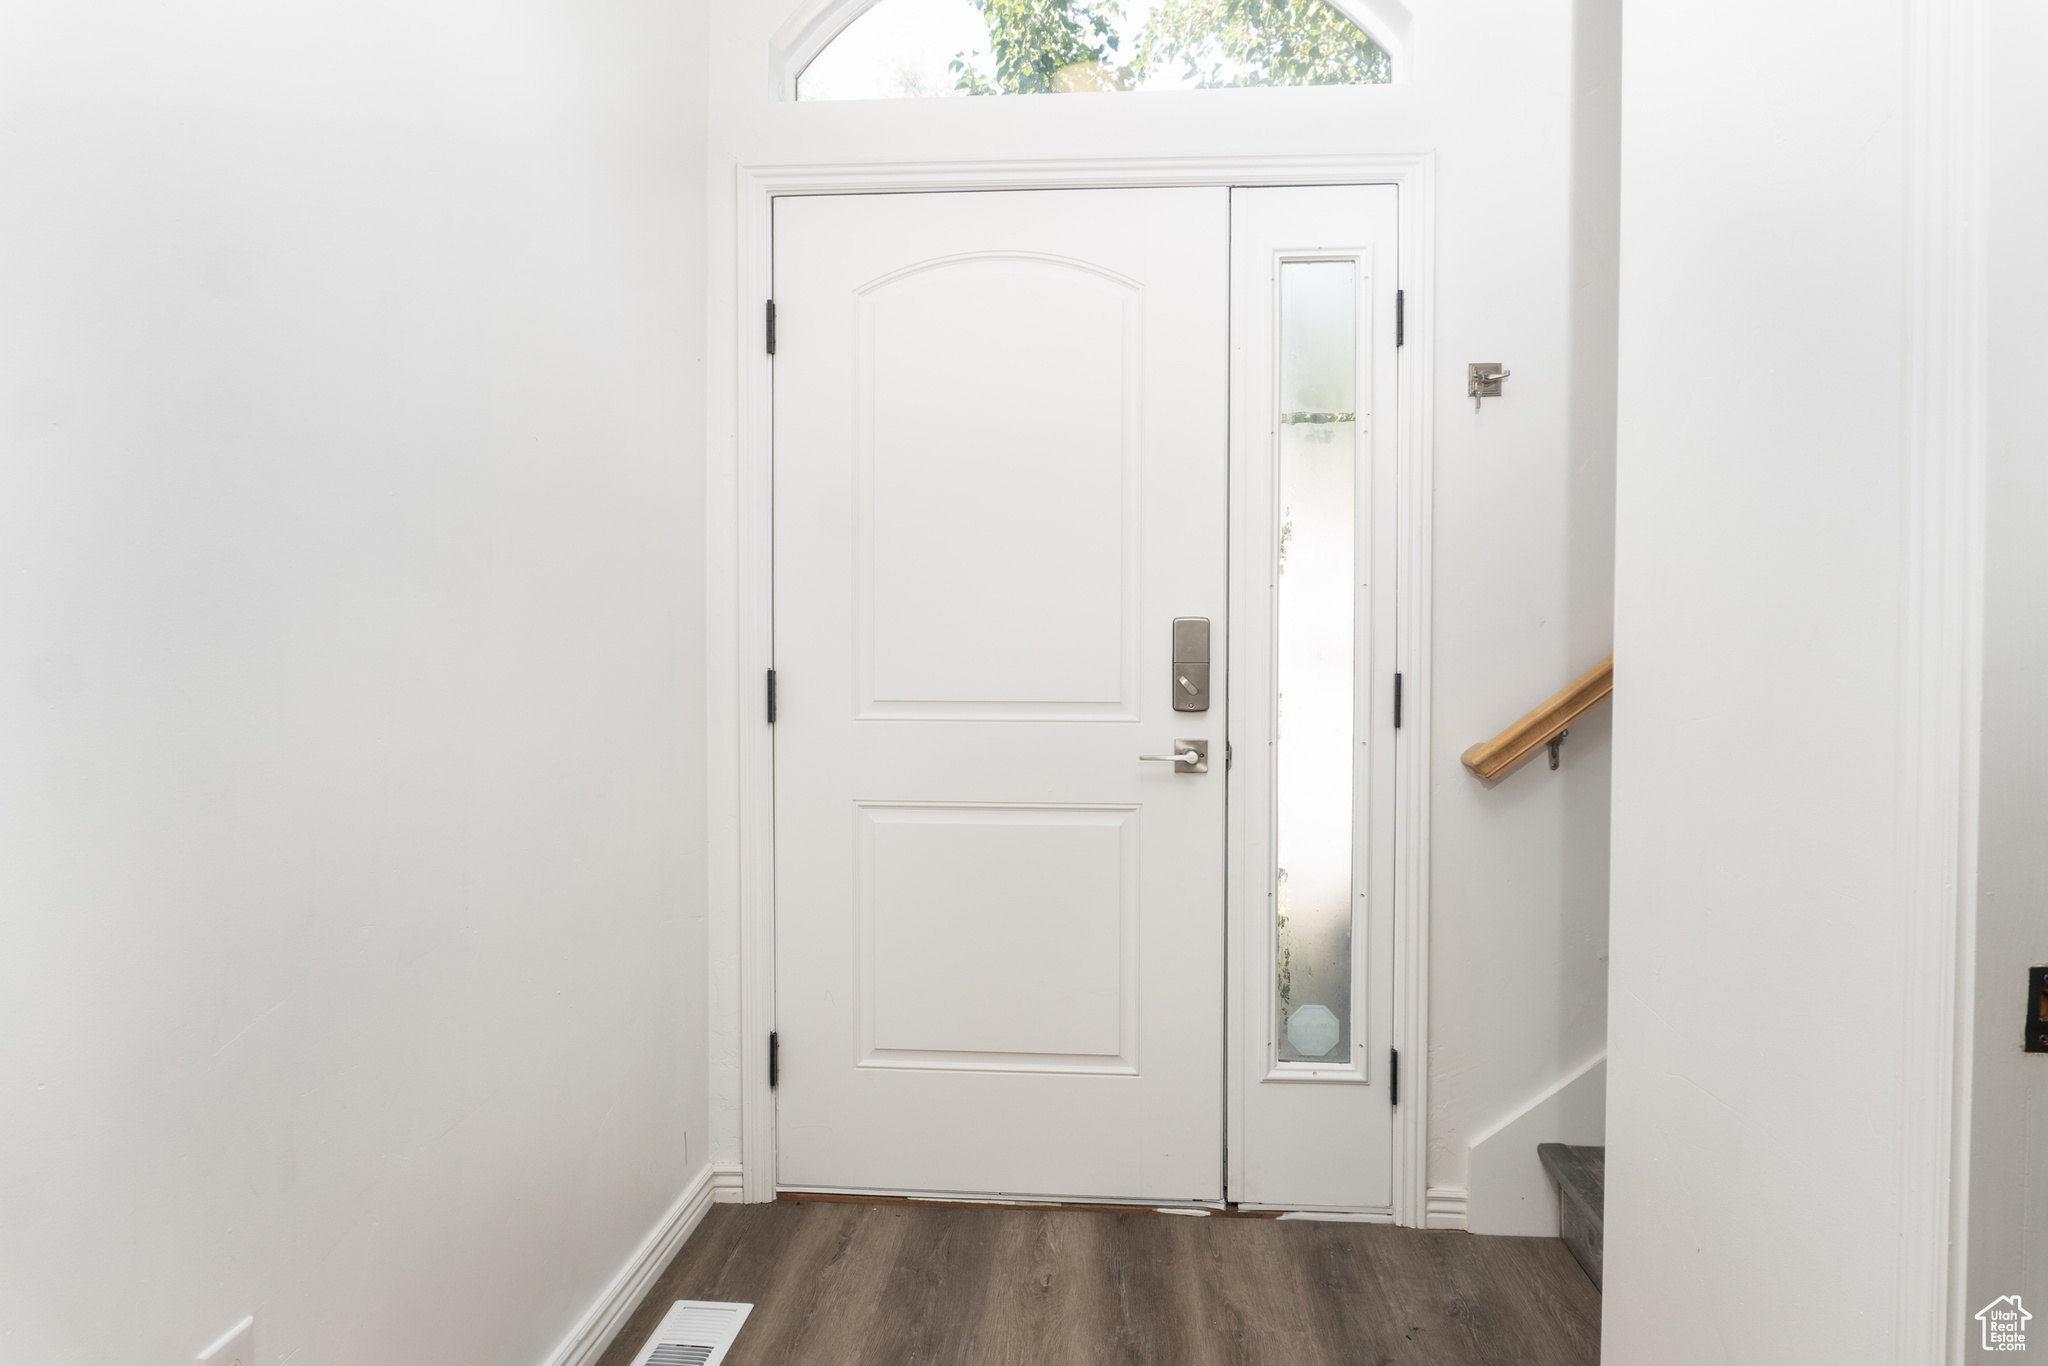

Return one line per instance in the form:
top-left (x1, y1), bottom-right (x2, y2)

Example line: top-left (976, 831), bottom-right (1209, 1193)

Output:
top-left (776, 1189), bottom-right (1282, 1218)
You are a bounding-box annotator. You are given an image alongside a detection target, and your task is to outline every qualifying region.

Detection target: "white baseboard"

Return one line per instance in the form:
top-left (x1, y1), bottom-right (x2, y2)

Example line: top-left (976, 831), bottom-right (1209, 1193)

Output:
top-left (540, 1163), bottom-right (722, 1366)
top-left (710, 1163), bottom-right (745, 1203)
top-left (1425, 1186), bottom-right (1470, 1230)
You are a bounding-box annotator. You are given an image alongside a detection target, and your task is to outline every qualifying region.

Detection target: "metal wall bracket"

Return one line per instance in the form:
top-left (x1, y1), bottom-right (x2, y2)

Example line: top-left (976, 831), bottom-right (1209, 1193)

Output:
top-left (1468, 362), bottom-right (1510, 411)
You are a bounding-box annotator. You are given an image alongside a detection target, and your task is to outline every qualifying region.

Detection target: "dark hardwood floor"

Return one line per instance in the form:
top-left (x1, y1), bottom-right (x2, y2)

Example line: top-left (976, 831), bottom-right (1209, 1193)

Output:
top-left (595, 1198), bottom-right (1601, 1366)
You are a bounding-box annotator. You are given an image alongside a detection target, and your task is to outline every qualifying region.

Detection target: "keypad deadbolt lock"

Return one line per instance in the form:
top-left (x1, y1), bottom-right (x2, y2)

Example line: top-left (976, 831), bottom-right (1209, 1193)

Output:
top-left (1173, 617), bottom-right (1210, 712)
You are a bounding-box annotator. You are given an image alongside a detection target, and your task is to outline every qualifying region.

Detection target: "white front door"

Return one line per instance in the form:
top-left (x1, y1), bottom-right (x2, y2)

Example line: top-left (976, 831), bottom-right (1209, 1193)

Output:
top-left (771, 187), bottom-right (1230, 1203)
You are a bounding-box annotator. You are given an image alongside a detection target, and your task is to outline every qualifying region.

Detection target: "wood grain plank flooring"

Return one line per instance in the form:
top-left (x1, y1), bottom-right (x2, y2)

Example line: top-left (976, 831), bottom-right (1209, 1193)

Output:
top-left (596, 1199), bottom-right (1601, 1366)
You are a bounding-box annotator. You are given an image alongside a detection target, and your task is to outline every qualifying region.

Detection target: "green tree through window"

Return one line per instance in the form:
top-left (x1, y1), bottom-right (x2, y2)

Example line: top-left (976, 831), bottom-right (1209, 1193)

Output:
top-left (950, 0), bottom-right (1386, 93)
top-left (951, 0), bottom-right (1132, 93)
top-left (1134, 0), bottom-right (1390, 87)
top-left (795, 0), bottom-right (1390, 100)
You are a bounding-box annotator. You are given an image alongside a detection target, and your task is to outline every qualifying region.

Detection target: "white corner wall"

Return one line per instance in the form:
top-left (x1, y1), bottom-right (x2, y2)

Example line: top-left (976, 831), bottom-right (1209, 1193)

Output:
top-left (703, 0), bottom-right (1623, 1220)
top-left (1467, 1055), bottom-right (1604, 1236)
top-left (0, 1), bottom-right (711, 1361)
top-left (1608, 0), bottom-right (1979, 1358)
top-left (1966, 0), bottom-right (2048, 1340)
top-left (1429, 0), bottom-right (1622, 1225)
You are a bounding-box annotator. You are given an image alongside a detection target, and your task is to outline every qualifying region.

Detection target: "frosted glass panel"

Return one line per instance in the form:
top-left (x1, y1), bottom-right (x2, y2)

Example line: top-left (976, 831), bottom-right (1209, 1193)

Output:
top-left (1275, 260), bottom-right (1355, 1065)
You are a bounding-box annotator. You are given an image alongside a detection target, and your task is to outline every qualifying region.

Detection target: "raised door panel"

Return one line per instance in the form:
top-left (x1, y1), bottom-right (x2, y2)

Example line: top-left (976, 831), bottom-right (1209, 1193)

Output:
top-left (858, 802), bottom-right (1137, 1072)
top-left (858, 254), bottom-right (1139, 720)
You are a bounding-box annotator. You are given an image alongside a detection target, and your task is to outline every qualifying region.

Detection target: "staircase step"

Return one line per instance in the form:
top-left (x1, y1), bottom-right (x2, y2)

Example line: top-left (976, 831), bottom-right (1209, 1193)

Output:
top-left (1537, 1143), bottom-right (1605, 1291)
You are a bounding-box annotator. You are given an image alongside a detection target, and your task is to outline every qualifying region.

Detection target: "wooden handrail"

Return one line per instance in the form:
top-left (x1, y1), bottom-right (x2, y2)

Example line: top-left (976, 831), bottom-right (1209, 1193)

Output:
top-left (1460, 655), bottom-right (1614, 781)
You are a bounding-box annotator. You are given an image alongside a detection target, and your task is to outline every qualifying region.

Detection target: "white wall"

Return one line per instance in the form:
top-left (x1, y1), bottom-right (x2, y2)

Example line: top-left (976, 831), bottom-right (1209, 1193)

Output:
top-left (1468, 1055), bottom-right (1605, 1235)
top-left (1966, 0), bottom-right (2048, 1343)
top-left (0, 1), bottom-right (710, 1361)
top-left (1607, 0), bottom-right (1976, 1357)
top-left (1433, 0), bottom-right (1621, 1219)
top-left (701, 0), bottom-right (1621, 1208)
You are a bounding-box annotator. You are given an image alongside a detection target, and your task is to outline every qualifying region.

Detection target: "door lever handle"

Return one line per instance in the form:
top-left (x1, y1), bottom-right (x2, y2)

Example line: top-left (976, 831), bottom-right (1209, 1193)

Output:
top-left (1138, 740), bottom-right (1209, 772)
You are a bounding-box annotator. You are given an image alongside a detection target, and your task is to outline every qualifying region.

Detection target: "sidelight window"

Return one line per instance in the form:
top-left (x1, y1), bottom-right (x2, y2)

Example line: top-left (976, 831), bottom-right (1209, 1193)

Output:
top-left (796, 0), bottom-right (1391, 101)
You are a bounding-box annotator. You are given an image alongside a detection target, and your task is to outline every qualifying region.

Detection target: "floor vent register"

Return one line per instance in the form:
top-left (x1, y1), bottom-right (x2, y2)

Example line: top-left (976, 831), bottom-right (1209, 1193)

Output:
top-left (625, 1300), bottom-right (754, 1366)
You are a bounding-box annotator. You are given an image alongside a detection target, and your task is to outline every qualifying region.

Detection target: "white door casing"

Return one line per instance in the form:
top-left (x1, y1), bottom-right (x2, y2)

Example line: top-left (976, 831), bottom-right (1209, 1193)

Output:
top-left (771, 187), bottom-right (1230, 1202)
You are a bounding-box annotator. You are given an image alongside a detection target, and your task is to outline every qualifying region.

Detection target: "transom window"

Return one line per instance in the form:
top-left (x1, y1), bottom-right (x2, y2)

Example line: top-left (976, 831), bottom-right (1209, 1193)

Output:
top-left (797, 0), bottom-right (1392, 101)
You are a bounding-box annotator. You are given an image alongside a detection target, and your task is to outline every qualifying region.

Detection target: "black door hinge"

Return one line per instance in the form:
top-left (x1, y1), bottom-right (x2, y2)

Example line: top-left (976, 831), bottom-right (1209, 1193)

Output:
top-left (766, 668), bottom-right (777, 723)
top-left (1389, 1048), bottom-right (1399, 1106)
top-left (769, 1031), bottom-right (779, 1087)
top-left (1394, 672), bottom-right (1403, 729)
top-left (1395, 289), bottom-right (1405, 347)
top-left (2028, 965), bottom-right (2048, 1053)
top-left (766, 299), bottom-right (777, 355)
